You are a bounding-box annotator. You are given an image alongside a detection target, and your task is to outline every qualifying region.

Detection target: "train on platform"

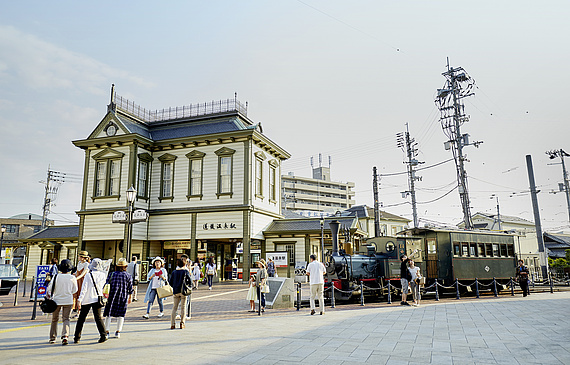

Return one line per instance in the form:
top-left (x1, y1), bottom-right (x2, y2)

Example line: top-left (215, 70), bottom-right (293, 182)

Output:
top-left (324, 225), bottom-right (519, 301)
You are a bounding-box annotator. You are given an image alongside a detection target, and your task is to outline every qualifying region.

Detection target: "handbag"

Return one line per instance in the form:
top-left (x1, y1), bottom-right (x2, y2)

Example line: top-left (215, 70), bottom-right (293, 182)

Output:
top-left (40, 274), bottom-right (58, 313)
top-left (207, 266), bottom-right (215, 275)
top-left (89, 271), bottom-right (106, 308)
top-left (261, 283), bottom-right (270, 293)
top-left (157, 283), bottom-right (173, 298)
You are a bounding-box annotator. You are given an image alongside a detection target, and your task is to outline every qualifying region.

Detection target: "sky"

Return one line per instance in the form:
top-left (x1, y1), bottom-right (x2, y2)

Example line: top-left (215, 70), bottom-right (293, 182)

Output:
top-left (1, 1), bottom-right (569, 232)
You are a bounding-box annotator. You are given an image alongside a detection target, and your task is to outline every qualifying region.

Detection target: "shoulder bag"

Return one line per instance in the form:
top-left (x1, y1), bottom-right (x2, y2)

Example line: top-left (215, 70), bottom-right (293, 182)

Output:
top-left (181, 272), bottom-right (192, 296)
top-left (156, 270), bottom-right (173, 298)
top-left (40, 275), bottom-right (58, 313)
top-left (90, 271), bottom-right (106, 308)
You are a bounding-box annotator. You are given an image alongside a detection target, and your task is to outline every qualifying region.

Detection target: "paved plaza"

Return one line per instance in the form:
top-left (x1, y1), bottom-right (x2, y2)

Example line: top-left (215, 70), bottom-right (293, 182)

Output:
top-left (0, 284), bottom-right (569, 364)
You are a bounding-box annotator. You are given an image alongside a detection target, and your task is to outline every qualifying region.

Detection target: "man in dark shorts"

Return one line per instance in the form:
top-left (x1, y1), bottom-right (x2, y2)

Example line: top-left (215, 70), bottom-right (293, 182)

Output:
top-left (516, 259), bottom-right (530, 297)
top-left (400, 249), bottom-right (419, 306)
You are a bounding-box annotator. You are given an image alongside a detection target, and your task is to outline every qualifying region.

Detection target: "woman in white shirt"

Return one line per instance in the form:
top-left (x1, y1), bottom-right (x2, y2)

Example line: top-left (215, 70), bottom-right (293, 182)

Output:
top-left (143, 257), bottom-right (168, 319)
top-left (408, 260), bottom-right (421, 306)
top-left (191, 262), bottom-right (201, 290)
top-left (73, 258), bottom-right (108, 344)
top-left (205, 257), bottom-right (216, 290)
top-left (46, 259), bottom-right (78, 345)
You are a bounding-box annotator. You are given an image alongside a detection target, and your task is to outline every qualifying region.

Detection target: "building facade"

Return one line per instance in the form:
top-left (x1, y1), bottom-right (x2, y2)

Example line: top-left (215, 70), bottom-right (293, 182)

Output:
top-left (343, 205), bottom-right (411, 237)
top-left (72, 90), bottom-right (289, 280)
top-left (282, 166), bottom-right (355, 216)
top-left (0, 214), bottom-right (52, 267)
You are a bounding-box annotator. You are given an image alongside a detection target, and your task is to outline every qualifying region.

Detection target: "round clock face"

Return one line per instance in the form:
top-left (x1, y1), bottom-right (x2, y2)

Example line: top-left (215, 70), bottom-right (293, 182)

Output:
top-left (386, 241), bottom-right (395, 252)
top-left (106, 124), bottom-right (117, 136)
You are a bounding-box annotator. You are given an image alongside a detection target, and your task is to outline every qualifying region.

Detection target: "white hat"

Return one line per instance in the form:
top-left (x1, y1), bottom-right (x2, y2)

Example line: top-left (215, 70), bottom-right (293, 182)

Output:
top-left (151, 256), bottom-right (164, 265)
top-left (89, 258), bottom-right (105, 272)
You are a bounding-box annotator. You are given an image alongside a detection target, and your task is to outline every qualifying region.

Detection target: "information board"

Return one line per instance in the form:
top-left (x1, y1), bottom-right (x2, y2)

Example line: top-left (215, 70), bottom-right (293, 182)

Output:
top-left (36, 265), bottom-right (51, 299)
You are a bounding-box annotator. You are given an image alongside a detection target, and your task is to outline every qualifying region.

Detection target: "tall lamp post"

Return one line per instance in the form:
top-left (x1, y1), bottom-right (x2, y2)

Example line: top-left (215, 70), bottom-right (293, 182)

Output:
top-left (320, 218), bottom-right (325, 262)
top-left (0, 225), bottom-right (6, 264)
top-left (125, 186), bottom-right (137, 261)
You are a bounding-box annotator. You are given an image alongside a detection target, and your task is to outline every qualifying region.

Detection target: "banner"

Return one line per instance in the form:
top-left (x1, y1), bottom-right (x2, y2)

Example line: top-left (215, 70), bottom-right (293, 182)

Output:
top-left (266, 252), bottom-right (288, 268)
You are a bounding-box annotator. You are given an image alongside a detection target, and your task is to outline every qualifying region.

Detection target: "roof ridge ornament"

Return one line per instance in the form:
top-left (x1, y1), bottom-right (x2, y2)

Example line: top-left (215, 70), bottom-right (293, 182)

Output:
top-left (107, 84), bottom-right (116, 113)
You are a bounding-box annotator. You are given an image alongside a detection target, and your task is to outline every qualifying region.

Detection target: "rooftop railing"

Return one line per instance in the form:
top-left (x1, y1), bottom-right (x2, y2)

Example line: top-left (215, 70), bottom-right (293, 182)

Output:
top-left (113, 93), bottom-right (247, 123)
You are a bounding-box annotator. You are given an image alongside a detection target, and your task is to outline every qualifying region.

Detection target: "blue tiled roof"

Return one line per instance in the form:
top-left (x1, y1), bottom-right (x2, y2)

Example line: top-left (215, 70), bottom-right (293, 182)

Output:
top-left (24, 226), bottom-right (79, 240)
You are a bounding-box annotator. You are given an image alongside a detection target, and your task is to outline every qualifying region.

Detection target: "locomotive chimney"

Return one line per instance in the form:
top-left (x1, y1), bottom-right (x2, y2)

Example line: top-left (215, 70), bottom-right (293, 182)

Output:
top-left (329, 220), bottom-right (341, 256)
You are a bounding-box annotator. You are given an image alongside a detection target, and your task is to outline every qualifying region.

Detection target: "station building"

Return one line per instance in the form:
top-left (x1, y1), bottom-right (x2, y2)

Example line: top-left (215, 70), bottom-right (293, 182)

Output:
top-left (72, 89), bottom-right (289, 280)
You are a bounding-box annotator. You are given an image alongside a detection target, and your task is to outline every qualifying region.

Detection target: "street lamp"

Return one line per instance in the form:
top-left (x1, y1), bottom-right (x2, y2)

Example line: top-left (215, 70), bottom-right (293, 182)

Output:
top-left (125, 186), bottom-right (137, 261)
top-left (320, 218), bottom-right (325, 262)
top-left (0, 225), bottom-right (6, 264)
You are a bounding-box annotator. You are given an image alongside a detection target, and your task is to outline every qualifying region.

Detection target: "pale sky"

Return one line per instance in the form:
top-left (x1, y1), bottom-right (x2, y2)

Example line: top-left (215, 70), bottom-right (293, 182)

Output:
top-left (1, 1), bottom-right (569, 231)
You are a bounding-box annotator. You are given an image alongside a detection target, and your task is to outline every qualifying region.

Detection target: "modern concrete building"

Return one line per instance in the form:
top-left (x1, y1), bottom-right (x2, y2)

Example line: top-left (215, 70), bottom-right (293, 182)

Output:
top-left (282, 166), bottom-right (355, 217)
top-left (72, 89), bottom-right (289, 280)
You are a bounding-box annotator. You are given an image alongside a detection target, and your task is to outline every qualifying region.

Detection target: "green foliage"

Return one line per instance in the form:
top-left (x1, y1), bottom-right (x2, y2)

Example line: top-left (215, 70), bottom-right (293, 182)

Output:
top-left (549, 257), bottom-right (569, 269)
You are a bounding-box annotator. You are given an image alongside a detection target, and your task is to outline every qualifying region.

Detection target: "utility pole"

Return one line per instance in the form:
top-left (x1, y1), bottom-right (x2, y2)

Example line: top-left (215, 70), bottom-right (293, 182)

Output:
top-left (526, 155), bottom-right (548, 279)
top-left (490, 195), bottom-right (501, 230)
top-left (41, 167), bottom-right (65, 229)
top-left (397, 124), bottom-right (423, 228)
top-left (372, 167), bottom-right (381, 237)
top-left (546, 149), bottom-right (570, 223)
top-left (435, 59), bottom-right (482, 230)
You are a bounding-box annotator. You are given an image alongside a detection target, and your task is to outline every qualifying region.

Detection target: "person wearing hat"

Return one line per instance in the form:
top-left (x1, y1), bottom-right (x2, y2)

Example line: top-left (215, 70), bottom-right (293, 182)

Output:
top-left (46, 259), bottom-right (78, 345)
top-left (73, 251), bottom-right (90, 316)
top-left (74, 258), bottom-right (108, 344)
top-left (254, 259), bottom-right (268, 312)
top-left (143, 256), bottom-right (167, 319)
top-left (103, 258), bottom-right (133, 338)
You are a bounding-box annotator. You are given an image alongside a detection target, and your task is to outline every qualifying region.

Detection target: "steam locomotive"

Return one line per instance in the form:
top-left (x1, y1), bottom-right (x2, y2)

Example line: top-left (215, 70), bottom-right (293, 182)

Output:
top-left (324, 223), bottom-right (518, 301)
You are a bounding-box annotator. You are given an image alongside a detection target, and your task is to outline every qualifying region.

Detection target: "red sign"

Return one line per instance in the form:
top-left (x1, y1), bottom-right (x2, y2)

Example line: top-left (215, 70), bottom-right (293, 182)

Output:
top-left (37, 286), bottom-right (46, 295)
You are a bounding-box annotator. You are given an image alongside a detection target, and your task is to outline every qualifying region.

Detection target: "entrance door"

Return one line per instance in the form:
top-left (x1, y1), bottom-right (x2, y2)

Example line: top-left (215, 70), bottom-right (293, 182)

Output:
top-left (426, 238), bottom-right (438, 278)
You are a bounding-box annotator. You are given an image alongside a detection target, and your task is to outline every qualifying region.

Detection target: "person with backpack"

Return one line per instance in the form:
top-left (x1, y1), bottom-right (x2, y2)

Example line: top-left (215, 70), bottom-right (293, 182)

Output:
top-left (205, 257), bottom-right (216, 290)
top-left (169, 259), bottom-right (192, 329)
top-left (46, 259), bottom-right (77, 345)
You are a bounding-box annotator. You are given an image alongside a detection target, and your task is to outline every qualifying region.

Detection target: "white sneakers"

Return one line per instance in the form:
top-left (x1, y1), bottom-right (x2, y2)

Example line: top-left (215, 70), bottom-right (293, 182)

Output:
top-left (142, 313), bottom-right (149, 319)
top-left (158, 312), bottom-right (164, 318)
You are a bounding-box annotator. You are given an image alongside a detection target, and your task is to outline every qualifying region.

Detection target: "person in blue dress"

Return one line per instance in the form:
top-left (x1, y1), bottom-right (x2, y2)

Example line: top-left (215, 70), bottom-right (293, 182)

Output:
top-left (103, 258), bottom-right (133, 338)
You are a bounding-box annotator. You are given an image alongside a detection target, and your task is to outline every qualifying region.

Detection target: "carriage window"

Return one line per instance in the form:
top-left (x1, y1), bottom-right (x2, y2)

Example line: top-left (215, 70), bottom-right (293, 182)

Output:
top-left (478, 243), bottom-right (485, 257)
top-left (492, 244), bottom-right (499, 257)
top-left (469, 243), bottom-right (477, 257)
top-left (486, 243), bottom-right (493, 257)
top-left (461, 243), bottom-right (469, 256)
top-left (427, 238), bottom-right (437, 254)
top-left (507, 244), bottom-right (514, 257)
top-left (453, 242), bottom-right (460, 256)
top-left (500, 244), bottom-right (508, 257)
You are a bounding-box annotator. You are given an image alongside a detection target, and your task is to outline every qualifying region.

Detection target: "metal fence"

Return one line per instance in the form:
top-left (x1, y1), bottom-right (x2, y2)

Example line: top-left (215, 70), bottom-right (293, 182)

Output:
top-left (114, 94), bottom-right (248, 123)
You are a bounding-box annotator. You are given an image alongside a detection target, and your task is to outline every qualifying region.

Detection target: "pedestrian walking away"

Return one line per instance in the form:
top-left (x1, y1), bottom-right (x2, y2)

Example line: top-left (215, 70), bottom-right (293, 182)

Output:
top-left (400, 249), bottom-right (419, 306)
top-left (191, 261), bottom-right (201, 290)
top-left (74, 258), bottom-right (108, 344)
top-left (246, 274), bottom-right (256, 312)
top-left (46, 259), bottom-right (78, 345)
top-left (169, 259), bottom-right (192, 329)
top-left (143, 256), bottom-right (167, 319)
top-left (180, 254), bottom-right (192, 320)
top-left (126, 255), bottom-right (139, 301)
top-left (73, 251), bottom-right (90, 317)
top-left (516, 259), bottom-right (530, 297)
top-left (306, 254), bottom-right (326, 315)
top-left (266, 258), bottom-right (276, 277)
top-left (103, 258), bottom-right (133, 339)
top-left (205, 257), bottom-right (216, 290)
top-left (255, 260), bottom-right (268, 313)
top-left (408, 260), bottom-right (421, 306)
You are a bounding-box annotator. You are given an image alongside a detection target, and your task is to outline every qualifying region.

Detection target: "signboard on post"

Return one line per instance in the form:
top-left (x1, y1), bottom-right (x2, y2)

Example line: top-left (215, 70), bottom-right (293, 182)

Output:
top-left (266, 252), bottom-right (288, 268)
top-left (36, 265), bottom-right (50, 300)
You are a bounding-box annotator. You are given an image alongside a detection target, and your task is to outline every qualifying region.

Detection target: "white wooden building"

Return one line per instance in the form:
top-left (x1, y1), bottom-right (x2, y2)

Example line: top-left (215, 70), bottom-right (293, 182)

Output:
top-left (73, 89), bottom-right (289, 280)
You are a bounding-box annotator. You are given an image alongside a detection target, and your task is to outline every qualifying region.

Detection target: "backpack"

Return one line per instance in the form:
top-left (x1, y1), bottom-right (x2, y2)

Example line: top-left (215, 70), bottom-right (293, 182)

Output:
top-left (181, 272), bottom-right (192, 296)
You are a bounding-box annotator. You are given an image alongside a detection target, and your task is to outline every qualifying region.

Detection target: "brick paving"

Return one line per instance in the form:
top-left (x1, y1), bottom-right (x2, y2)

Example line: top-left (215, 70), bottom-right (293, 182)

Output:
top-left (1, 281), bottom-right (569, 364)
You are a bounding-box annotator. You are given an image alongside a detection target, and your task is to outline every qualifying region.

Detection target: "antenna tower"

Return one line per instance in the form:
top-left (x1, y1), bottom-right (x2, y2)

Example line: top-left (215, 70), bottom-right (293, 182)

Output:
top-left (435, 59), bottom-right (483, 230)
top-left (546, 149), bottom-right (570, 223)
top-left (397, 124), bottom-right (423, 228)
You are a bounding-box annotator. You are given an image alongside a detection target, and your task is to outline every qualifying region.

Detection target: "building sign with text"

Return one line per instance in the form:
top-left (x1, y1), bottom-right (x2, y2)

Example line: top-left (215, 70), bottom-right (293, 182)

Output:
top-left (266, 252), bottom-right (288, 267)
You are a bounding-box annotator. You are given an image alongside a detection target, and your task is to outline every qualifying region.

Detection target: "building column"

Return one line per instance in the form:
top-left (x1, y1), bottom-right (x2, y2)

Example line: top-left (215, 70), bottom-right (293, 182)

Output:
top-left (191, 213), bottom-right (198, 262)
top-left (242, 210), bottom-right (251, 280)
top-left (304, 234), bottom-right (311, 263)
